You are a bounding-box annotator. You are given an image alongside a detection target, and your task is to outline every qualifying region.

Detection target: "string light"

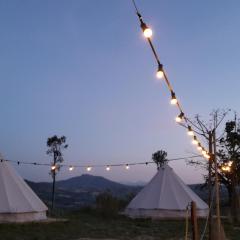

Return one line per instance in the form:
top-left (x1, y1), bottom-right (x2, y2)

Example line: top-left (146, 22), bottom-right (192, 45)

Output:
top-left (221, 161), bottom-right (233, 172)
top-left (141, 22), bottom-right (153, 38)
top-left (197, 143), bottom-right (202, 151)
top-left (192, 136), bottom-right (198, 145)
top-left (106, 165), bottom-right (111, 171)
top-left (170, 91), bottom-right (178, 105)
top-left (86, 166), bottom-right (92, 172)
top-left (222, 165), bottom-right (231, 172)
top-left (51, 165), bottom-right (56, 170)
top-left (175, 112), bottom-right (184, 123)
top-left (132, 1), bottom-right (209, 160)
top-left (156, 63), bottom-right (164, 79)
top-left (1, 155), bottom-right (203, 172)
top-left (69, 166), bottom-right (74, 171)
top-left (202, 149), bottom-right (207, 155)
top-left (187, 126), bottom-right (194, 136)
top-left (204, 153), bottom-right (210, 159)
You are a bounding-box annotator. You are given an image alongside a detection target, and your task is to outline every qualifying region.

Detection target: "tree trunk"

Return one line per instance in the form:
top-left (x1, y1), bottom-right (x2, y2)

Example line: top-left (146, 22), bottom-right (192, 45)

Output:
top-left (231, 174), bottom-right (240, 223)
top-left (51, 171), bottom-right (56, 211)
top-left (227, 186), bottom-right (233, 207)
top-left (51, 153), bottom-right (57, 212)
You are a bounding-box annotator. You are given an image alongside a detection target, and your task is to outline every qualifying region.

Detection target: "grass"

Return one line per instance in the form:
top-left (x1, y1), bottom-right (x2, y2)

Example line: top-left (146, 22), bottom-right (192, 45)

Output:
top-left (0, 209), bottom-right (240, 240)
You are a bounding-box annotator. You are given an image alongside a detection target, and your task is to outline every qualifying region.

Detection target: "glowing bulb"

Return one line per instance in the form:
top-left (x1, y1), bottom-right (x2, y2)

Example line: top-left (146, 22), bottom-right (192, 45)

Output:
top-left (170, 91), bottom-right (177, 105)
top-left (141, 21), bottom-right (153, 38)
top-left (156, 70), bottom-right (164, 79)
top-left (221, 166), bottom-right (226, 171)
top-left (197, 143), bottom-right (202, 151)
top-left (125, 164), bottom-right (130, 170)
top-left (143, 28), bottom-right (152, 38)
top-left (69, 166), bottom-right (74, 171)
top-left (228, 161), bottom-right (233, 166)
top-left (187, 126), bottom-right (194, 136)
top-left (106, 166), bottom-right (110, 171)
top-left (175, 116), bottom-right (181, 123)
top-left (205, 154), bottom-right (210, 159)
top-left (202, 150), bottom-right (207, 155)
top-left (226, 166), bottom-right (231, 172)
top-left (86, 166), bottom-right (92, 172)
top-left (222, 165), bottom-right (230, 172)
top-left (192, 136), bottom-right (198, 145)
top-left (156, 64), bottom-right (164, 79)
top-left (175, 112), bottom-right (184, 123)
top-left (51, 165), bottom-right (56, 170)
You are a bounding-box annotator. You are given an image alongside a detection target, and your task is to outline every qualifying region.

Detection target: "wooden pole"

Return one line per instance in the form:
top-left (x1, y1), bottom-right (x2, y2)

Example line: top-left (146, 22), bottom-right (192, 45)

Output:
top-left (213, 117), bottom-right (221, 238)
top-left (208, 131), bottom-right (213, 240)
top-left (191, 201), bottom-right (199, 240)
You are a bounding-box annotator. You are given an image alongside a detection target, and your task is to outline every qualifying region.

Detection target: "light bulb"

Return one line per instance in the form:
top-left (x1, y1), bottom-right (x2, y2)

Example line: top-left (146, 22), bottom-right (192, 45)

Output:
top-left (192, 136), bottom-right (198, 145)
top-left (51, 165), bottom-right (56, 170)
top-left (175, 116), bottom-right (181, 122)
top-left (175, 112), bottom-right (184, 123)
top-left (156, 64), bottom-right (164, 79)
top-left (143, 28), bottom-right (152, 38)
top-left (69, 166), bottom-right (74, 171)
top-left (202, 150), bottom-right (207, 155)
top-left (170, 91), bottom-right (177, 105)
top-left (205, 154), bottom-right (210, 159)
top-left (187, 126), bottom-right (194, 136)
top-left (228, 161), bottom-right (233, 166)
top-left (141, 21), bottom-right (153, 38)
top-left (197, 143), bottom-right (202, 151)
top-left (226, 166), bottom-right (231, 172)
top-left (106, 166), bottom-right (110, 171)
top-left (125, 164), bottom-right (130, 170)
top-left (86, 166), bottom-right (92, 172)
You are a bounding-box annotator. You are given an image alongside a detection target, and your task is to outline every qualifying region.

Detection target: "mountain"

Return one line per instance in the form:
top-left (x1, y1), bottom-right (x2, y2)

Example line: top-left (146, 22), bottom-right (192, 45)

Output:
top-left (121, 181), bottom-right (147, 186)
top-left (27, 175), bottom-right (225, 210)
top-left (26, 174), bottom-right (142, 209)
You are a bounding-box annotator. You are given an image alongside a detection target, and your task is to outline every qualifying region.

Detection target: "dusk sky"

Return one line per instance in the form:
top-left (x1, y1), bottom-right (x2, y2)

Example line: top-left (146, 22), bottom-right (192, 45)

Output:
top-left (0, 0), bottom-right (240, 184)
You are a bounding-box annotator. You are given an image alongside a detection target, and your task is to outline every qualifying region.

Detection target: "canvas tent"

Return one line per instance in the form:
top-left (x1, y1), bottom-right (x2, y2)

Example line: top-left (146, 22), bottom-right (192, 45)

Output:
top-left (0, 155), bottom-right (48, 222)
top-left (124, 164), bottom-right (208, 219)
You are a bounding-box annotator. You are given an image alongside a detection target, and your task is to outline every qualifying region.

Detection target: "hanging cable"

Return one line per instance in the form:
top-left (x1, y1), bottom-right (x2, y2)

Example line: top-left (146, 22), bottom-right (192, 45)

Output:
top-left (0, 154), bottom-right (202, 171)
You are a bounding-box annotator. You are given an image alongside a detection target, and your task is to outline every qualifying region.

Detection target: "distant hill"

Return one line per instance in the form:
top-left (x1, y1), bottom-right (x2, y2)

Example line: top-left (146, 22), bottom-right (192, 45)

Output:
top-left (26, 174), bottom-right (142, 209)
top-left (27, 174), bottom-right (227, 209)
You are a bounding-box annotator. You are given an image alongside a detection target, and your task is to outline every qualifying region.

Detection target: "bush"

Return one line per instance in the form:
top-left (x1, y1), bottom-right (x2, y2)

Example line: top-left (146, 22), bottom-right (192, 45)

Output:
top-left (96, 192), bottom-right (120, 217)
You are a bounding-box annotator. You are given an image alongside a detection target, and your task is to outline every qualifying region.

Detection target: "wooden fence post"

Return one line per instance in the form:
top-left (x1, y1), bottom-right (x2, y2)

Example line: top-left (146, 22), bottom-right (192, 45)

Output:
top-left (191, 201), bottom-right (199, 240)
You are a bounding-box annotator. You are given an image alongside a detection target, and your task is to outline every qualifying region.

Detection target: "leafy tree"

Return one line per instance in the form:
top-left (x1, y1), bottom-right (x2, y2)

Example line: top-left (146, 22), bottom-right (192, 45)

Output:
top-left (46, 135), bottom-right (68, 210)
top-left (152, 150), bottom-right (168, 170)
top-left (218, 120), bottom-right (240, 221)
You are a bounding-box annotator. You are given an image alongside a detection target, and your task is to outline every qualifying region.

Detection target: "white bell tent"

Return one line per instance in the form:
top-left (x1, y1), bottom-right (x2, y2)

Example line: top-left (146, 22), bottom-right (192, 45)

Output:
top-left (0, 155), bottom-right (48, 222)
top-left (124, 164), bottom-right (208, 219)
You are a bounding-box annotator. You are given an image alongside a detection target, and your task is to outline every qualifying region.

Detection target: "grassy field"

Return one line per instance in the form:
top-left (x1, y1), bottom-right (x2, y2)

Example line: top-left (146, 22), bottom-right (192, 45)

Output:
top-left (0, 209), bottom-right (240, 240)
